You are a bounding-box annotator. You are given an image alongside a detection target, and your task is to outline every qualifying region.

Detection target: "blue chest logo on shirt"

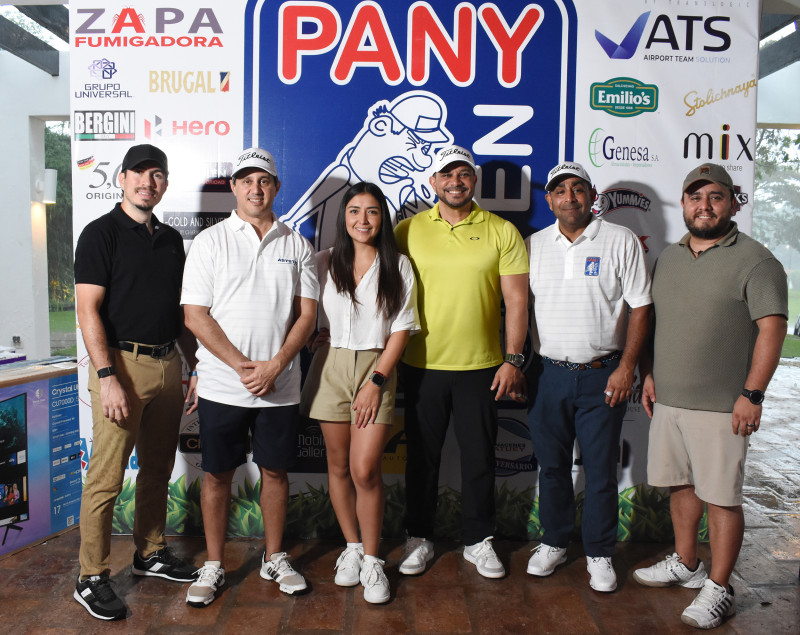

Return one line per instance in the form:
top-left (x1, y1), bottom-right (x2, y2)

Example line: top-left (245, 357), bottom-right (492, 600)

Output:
top-left (585, 257), bottom-right (600, 276)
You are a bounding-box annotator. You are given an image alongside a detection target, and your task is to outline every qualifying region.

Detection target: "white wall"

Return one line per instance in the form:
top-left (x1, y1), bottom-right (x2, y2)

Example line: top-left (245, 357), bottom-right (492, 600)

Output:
top-left (0, 50), bottom-right (70, 359)
top-left (757, 60), bottom-right (800, 127)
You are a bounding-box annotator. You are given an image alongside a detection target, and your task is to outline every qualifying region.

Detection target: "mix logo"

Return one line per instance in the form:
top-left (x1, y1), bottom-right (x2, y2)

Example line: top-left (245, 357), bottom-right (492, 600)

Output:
top-left (683, 124), bottom-right (753, 162)
top-left (143, 114), bottom-right (230, 139)
top-left (74, 110), bottom-right (135, 141)
top-left (88, 58), bottom-right (116, 79)
top-left (73, 7), bottom-right (223, 48)
top-left (592, 188), bottom-right (652, 217)
top-left (596, 11), bottom-right (732, 63)
top-left (590, 77), bottom-right (658, 117)
top-left (148, 71), bottom-right (230, 94)
top-left (588, 128), bottom-right (659, 168)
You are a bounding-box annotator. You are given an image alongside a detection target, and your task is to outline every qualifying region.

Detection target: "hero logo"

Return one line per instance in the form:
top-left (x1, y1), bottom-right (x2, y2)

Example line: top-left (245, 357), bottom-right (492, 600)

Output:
top-left (588, 128), bottom-right (659, 168)
top-left (278, 2), bottom-right (544, 87)
top-left (74, 7), bottom-right (223, 48)
top-left (143, 115), bottom-right (230, 139)
top-left (595, 11), bottom-right (731, 62)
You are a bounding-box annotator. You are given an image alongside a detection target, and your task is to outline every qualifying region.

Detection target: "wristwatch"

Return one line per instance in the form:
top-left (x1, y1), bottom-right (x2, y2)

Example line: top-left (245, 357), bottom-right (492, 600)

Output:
top-left (97, 366), bottom-right (115, 378)
top-left (503, 353), bottom-right (525, 368)
top-left (369, 371), bottom-right (386, 388)
top-left (741, 388), bottom-right (764, 405)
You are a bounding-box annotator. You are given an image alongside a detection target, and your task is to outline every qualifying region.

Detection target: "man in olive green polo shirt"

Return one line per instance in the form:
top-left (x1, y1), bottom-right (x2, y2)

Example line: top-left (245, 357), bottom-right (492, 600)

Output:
top-left (394, 145), bottom-right (529, 579)
top-left (634, 163), bottom-right (788, 630)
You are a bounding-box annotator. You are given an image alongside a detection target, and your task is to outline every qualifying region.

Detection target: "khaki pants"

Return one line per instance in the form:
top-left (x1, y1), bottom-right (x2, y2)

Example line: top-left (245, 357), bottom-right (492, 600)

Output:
top-left (79, 346), bottom-right (183, 577)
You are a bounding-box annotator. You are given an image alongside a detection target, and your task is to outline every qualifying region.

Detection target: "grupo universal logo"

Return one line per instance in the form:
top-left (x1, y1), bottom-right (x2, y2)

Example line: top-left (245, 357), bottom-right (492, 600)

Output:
top-left (74, 110), bottom-right (135, 141)
top-left (75, 58), bottom-right (133, 99)
top-left (148, 71), bottom-right (230, 94)
top-left (590, 77), bottom-right (658, 117)
top-left (588, 128), bottom-right (659, 168)
top-left (595, 11), bottom-right (732, 64)
top-left (73, 6), bottom-right (223, 48)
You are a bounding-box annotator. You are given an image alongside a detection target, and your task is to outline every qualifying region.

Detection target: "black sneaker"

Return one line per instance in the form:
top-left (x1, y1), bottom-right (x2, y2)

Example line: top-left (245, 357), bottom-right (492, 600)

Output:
top-left (73, 573), bottom-right (127, 620)
top-left (132, 547), bottom-right (199, 582)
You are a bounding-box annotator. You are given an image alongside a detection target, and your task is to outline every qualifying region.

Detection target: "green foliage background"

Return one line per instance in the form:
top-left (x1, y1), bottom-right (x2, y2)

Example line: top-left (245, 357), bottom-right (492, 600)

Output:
top-left (112, 477), bottom-right (708, 542)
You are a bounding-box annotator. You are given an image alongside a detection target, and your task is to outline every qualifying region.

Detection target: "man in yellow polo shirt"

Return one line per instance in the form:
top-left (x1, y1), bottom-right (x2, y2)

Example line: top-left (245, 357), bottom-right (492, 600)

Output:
top-left (394, 145), bottom-right (529, 579)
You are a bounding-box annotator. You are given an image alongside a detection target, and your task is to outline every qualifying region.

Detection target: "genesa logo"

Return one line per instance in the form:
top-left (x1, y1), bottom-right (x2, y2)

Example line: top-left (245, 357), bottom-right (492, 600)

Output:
top-left (73, 7), bottom-right (223, 48)
top-left (588, 128), bottom-right (659, 168)
top-left (590, 77), bottom-right (658, 117)
top-left (595, 11), bottom-right (731, 63)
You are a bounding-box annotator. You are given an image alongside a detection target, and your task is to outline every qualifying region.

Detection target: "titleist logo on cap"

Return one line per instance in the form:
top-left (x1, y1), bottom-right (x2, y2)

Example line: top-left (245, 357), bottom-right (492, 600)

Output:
top-left (236, 150), bottom-right (272, 167)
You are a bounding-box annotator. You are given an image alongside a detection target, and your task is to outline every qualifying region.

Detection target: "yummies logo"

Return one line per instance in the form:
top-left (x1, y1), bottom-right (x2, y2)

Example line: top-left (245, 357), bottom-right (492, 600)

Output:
top-left (246, 1), bottom-right (579, 246)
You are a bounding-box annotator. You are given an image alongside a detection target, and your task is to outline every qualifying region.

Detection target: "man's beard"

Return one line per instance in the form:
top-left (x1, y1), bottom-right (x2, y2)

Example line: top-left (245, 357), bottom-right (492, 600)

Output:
top-left (685, 218), bottom-right (729, 240)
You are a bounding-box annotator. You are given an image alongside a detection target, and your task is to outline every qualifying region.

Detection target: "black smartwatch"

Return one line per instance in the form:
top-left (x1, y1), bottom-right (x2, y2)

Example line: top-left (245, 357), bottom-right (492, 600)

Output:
top-left (97, 366), bottom-right (115, 379)
top-left (503, 353), bottom-right (525, 368)
top-left (369, 371), bottom-right (386, 388)
top-left (741, 388), bottom-right (764, 405)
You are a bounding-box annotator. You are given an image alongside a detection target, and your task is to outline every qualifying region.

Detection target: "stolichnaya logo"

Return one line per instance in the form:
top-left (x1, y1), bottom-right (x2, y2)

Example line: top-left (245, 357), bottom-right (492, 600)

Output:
top-left (590, 77), bottom-right (658, 117)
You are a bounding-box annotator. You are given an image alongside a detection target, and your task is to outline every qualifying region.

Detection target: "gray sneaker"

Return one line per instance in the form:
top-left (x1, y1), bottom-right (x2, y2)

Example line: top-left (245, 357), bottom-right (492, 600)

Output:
top-left (186, 561), bottom-right (225, 607)
top-left (398, 537), bottom-right (433, 575)
top-left (527, 543), bottom-right (567, 576)
top-left (463, 536), bottom-right (505, 578)
top-left (633, 553), bottom-right (708, 589)
top-left (260, 551), bottom-right (308, 594)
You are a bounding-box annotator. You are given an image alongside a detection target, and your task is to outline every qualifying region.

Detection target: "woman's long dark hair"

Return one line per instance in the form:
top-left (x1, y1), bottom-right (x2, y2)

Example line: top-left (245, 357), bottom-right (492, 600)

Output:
top-left (329, 181), bottom-right (404, 321)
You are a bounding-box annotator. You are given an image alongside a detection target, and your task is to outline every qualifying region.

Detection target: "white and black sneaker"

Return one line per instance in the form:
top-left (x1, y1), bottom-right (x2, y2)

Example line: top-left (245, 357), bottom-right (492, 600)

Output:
top-left (260, 551), bottom-right (308, 594)
top-left (73, 573), bottom-right (126, 620)
top-left (132, 546), bottom-right (199, 582)
top-left (681, 579), bottom-right (736, 629)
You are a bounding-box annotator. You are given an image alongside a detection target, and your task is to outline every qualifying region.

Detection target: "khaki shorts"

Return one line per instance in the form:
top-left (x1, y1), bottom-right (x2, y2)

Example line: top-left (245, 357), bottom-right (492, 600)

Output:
top-left (300, 345), bottom-right (397, 424)
top-left (647, 403), bottom-right (749, 506)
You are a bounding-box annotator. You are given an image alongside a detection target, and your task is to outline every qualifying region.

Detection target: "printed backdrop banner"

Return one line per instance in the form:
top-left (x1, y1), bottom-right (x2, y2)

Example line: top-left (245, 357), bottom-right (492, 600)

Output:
top-left (70, 0), bottom-right (759, 540)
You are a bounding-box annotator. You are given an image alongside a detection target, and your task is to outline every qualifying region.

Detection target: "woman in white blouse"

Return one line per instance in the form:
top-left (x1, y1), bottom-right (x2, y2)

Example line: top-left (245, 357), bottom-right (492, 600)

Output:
top-left (300, 182), bottom-right (419, 604)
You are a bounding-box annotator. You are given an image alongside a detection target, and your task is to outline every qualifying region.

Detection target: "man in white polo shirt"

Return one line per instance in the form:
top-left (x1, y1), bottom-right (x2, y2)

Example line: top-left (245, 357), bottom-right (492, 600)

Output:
top-left (181, 148), bottom-right (319, 606)
top-left (525, 162), bottom-right (652, 592)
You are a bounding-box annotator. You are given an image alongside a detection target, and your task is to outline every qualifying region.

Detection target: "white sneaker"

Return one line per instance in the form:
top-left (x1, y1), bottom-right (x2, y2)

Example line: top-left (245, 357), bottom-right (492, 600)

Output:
top-left (334, 544), bottom-right (363, 587)
top-left (527, 543), bottom-right (567, 577)
top-left (398, 537), bottom-right (433, 575)
top-left (463, 536), bottom-right (505, 579)
top-left (260, 552), bottom-right (308, 594)
top-left (186, 561), bottom-right (225, 607)
top-left (681, 579), bottom-right (736, 629)
top-left (633, 553), bottom-right (708, 589)
top-left (586, 556), bottom-right (617, 592)
top-left (360, 556), bottom-right (390, 604)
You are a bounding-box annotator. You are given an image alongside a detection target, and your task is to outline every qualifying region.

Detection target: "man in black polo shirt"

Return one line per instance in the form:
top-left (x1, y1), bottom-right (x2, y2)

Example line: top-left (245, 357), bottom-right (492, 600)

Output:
top-left (73, 144), bottom-right (199, 620)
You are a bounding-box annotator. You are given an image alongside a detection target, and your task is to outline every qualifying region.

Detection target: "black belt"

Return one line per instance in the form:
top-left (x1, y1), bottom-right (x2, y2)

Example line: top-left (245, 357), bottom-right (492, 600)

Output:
top-left (116, 340), bottom-right (176, 358)
top-left (542, 350), bottom-right (622, 371)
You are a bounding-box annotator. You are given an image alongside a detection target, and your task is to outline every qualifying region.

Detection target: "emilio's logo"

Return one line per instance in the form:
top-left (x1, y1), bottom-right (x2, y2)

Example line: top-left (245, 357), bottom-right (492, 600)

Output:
top-left (590, 77), bottom-right (658, 117)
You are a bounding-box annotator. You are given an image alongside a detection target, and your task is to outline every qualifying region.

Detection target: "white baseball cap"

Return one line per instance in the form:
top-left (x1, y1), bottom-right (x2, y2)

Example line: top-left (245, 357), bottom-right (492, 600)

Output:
top-left (433, 145), bottom-right (478, 174)
top-left (232, 147), bottom-right (277, 178)
top-left (545, 161), bottom-right (592, 191)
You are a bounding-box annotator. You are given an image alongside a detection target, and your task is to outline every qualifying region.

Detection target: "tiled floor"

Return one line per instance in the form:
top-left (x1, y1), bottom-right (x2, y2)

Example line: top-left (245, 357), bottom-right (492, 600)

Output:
top-left (1, 363), bottom-right (798, 633)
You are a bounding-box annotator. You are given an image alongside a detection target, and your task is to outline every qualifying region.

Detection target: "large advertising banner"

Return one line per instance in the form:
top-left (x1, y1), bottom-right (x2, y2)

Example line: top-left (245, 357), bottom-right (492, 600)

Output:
top-left (70, 0), bottom-right (759, 541)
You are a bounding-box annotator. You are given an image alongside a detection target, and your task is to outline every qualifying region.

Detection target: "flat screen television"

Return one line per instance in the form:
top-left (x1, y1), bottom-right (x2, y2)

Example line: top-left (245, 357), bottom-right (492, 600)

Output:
top-left (0, 393), bottom-right (29, 543)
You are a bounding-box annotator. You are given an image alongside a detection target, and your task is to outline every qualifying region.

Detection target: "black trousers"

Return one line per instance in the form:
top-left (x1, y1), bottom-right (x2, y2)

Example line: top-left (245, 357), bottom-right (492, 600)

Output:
top-left (401, 363), bottom-right (500, 545)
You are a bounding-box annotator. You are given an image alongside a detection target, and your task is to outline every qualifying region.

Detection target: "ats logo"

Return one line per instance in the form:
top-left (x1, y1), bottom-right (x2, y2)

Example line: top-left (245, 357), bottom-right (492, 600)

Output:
top-left (590, 77), bottom-right (658, 117)
top-left (143, 115), bottom-right (230, 139)
top-left (595, 11), bottom-right (732, 63)
top-left (149, 71), bottom-right (230, 94)
top-left (74, 7), bottom-right (223, 48)
top-left (74, 110), bottom-right (135, 141)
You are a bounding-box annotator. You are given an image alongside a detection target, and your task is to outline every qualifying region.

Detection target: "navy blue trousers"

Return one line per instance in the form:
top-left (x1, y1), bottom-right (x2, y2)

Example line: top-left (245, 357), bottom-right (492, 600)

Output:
top-left (528, 359), bottom-right (626, 557)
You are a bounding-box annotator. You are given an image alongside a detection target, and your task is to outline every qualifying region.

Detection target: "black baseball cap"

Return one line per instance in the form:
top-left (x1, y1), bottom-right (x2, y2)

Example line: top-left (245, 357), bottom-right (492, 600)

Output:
top-left (121, 144), bottom-right (168, 176)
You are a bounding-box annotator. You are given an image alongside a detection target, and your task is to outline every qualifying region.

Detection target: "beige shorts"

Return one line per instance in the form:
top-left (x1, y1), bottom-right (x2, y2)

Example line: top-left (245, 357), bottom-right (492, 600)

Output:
top-left (647, 403), bottom-right (749, 506)
top-left (299, 345), bottom-right (397, 424)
